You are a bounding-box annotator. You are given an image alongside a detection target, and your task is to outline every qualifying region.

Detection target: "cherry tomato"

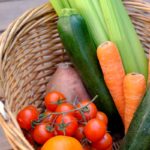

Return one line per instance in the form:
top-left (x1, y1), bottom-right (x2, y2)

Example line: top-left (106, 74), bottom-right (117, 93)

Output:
top-left (96, 111), bottom-right (108, 125)
top-left (92, 133), bottom-right (113, 150)
top-left (75, 100), bottom-right (97, 121)
top-left (23, 131), bottom-right (34, 146)
top-left (83, 145), bottom-right (92, 150)
top-left (55, 114), bottom-right (78, 136)
top-left (33, 123), bottom-right (54, 144)
top-left (106, 145), bottom-right (113, 150)
top-left (84, 118), bottom-right (106, 142)
top-left (36, 147), bottom-right (42, 150)
top-left (45, 91), bottom-right (66, 111)
top-left (17, 105), bottom-right (39, 130)
top-left (55, 103), bottom-right (75, 116)
top-left (42, 111), bottom-right (54, 123)
top-left (74, 125), bottom-right (85, 141)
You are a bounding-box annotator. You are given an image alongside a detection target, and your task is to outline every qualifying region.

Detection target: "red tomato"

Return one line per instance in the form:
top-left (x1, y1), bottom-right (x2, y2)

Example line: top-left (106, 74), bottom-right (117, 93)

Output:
top-left (17, 105), bottom-right (39, 130)
top-left (75, 100), bottom-right (97, 121)
top-left (55, 103), bottom-right (75, 116)
top-left (33, 123), bottom-right (54, 144)
top-left (44, 91), bottom-right (66, 111)
top-left (83, 145), bottom-right (91, 150)
top-left (55, 114), bottom-right (78, 136)
top-left (42, 111), bottom-right (54, 123)
top-left (96, 111), bottom-right (108, 125)
top-left (91, 148), bottom-right (97, 150)
top-left (23, 131), bottom-right (34, 146)
top-left (106, 145), bottom-right (113, 150)
top-left (92, 133), bottom-right (113, 150)
top-left (84, 118), bottom-right (106, 142)
top-left (36, 147), bottom-right (42, 150)
top-left (74, 125), bottom-right (85, 141)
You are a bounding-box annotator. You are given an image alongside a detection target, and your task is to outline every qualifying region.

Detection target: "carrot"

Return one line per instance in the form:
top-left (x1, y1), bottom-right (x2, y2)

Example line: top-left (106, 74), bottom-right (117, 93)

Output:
top-left (97, 41), bottom-right (125, 121)
top-left (124, 73), bottom-right (146, 133)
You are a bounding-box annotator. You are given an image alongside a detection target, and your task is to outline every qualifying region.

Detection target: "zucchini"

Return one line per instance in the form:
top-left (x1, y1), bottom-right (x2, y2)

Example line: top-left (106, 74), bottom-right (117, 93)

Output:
top-left (57, 9), bottom-right (123, 133)
top-left (120, 87), bottom-right (150, 150)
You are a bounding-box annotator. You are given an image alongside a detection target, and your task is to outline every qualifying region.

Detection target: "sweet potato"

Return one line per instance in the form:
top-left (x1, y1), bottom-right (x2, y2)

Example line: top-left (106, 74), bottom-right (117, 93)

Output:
top-left (46, 63), bottom-right (90, 103)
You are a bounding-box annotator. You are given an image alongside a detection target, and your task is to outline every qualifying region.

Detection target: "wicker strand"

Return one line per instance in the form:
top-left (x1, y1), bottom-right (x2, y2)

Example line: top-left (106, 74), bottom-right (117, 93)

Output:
top-left (0, 1), bottom-right (149, 150)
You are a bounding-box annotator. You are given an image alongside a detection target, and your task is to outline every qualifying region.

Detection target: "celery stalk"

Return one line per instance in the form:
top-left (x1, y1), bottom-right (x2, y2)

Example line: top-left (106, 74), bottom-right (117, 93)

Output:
top-left (91, 0), bottom-right (107, 33)
top-left (61, 0), bottom-right (71, 8)
top-left (68, 0), bottom-right (108, 45)
top-left (99, 0), bottom-right (148, 79)
top-left (51, 0), bottom-right (64, 16)
top-left (114, 0), bottom-right (148, 77)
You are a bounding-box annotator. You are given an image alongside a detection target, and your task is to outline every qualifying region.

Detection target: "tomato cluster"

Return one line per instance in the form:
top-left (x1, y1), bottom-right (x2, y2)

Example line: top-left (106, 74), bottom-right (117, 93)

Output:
top-left (17, 91), bottom-right (113, 150)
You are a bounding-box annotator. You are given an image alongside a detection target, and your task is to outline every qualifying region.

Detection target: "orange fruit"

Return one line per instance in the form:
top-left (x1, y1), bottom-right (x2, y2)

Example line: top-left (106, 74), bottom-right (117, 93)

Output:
top-left (41, 135), bottom-right (83, 150)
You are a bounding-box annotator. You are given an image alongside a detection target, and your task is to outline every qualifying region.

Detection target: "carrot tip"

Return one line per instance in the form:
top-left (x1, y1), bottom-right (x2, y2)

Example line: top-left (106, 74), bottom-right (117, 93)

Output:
top-left (98, 41), bottom-right (112, 49)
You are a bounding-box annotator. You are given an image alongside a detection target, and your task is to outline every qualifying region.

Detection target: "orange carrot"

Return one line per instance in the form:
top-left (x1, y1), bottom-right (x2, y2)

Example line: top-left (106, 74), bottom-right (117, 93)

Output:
top-left (97, 41), bottom-right (125, 121)
top-left (124, 73), bottom-right (146, 133)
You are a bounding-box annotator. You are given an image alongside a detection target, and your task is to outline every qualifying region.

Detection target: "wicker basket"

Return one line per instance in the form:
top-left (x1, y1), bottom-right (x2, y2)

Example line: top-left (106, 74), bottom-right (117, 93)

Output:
top-left (0, 1), bottom-right (149, 150)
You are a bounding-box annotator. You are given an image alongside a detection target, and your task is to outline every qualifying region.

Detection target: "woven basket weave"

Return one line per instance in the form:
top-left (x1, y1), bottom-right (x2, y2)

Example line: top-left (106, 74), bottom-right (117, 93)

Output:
top-left (0, 1), bottom-right (149, 150)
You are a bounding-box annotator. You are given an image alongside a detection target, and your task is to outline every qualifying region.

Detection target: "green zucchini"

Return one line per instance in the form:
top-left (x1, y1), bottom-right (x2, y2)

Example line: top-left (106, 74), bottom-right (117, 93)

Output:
top-left (57, 9), bottom-right (123, 133)
top-left (120, 87), bottom-right (150, 150)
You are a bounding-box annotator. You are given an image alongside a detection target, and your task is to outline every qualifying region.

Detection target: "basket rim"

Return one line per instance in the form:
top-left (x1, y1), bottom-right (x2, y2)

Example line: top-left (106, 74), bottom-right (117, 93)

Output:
top-left (0, 0), bottom-right (149, 150)
top-left (0, 2), bottom-right (55, 150)
top-left (0, 1), bottom-right (150, 89)
top-left (0, 2), bottom-right (53, 82)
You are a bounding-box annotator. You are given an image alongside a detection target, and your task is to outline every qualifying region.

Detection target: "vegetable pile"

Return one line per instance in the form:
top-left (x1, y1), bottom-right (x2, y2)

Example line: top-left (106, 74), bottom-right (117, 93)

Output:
top-left (51, 0), bottom-right (148, 79)
top-left (50, 0), bottom-right (150, 149)
top-left (16, 0), bottom-right (150, 149)
top-left (17, 91), bottom-right (113, 150)
top-left (57, 8), bottom-right (123, 134)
